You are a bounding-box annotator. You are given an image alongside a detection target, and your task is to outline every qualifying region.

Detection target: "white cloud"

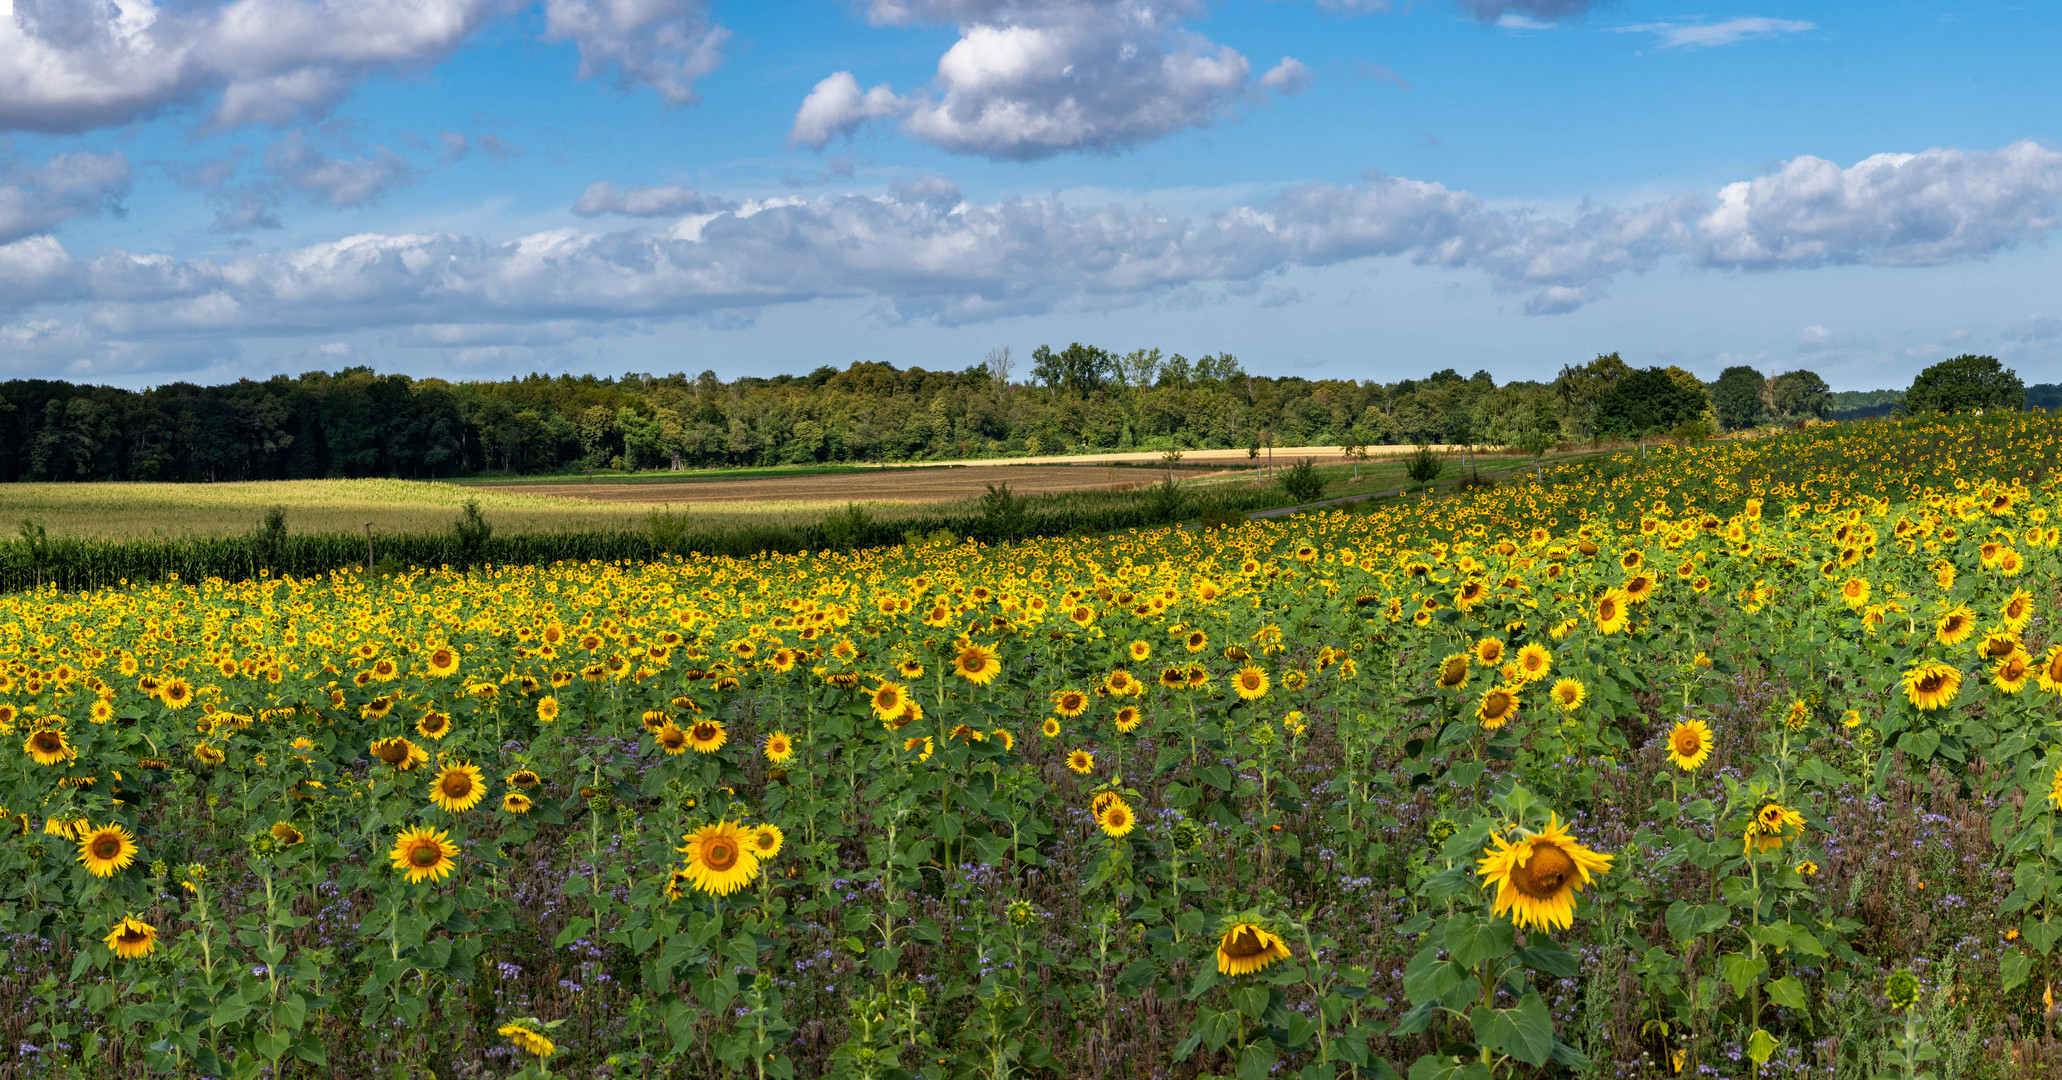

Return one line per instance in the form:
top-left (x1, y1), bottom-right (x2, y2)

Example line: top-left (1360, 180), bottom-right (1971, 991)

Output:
top-left (2005, 314), bottom-right (2062, 343)
top-left (4, 140), bottom-right (2059, 375)
top-left (0, 150), bottom-right (131, 243)
top-left (1696, 140), bottom-right (2062, 269)
top-left (0, 0), bottom-right (726, 135)
top-left (1458, 0), bottom-right (1603, 22)
top-left (263, 130), bottom-right (415, 207)
top-left (572, 180), bottom-right (733, 216)
top-left (790, 0), bottom-right (1305, 160)
top-left (540, 0), bottom-right (727, 107)
top-left (1616, 17), bottom-right (1816, 49)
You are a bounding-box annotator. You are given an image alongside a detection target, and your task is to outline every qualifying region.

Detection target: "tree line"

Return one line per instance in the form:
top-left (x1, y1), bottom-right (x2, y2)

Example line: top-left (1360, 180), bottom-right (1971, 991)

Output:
top-left (0, 349), bottom-right (2044, 482)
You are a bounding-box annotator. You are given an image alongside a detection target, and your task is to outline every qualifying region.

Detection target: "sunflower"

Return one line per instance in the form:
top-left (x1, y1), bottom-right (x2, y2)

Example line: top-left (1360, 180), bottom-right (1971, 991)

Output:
top-left (1935, 605), bottom-right (1976, 647)
top-left (1096, 795), bottom-right (1136, 839)
top-left (1594, 589), bottom-right (1630, 635)
top-left (502, 791), bottom-right (533, 814)
top-left (897, 658), bottom-right (925, 678)
top-left (952, 642), bottom-right (1002, 686)
top-left (1476, 815), bottom-right (1614, 932)
top-left (416, 710), bottom-right (452, 740)
top-left (270, 821), bottom-right (305, 846)
top-left (24, 728), bottom-right (74, 766)
top-left (686, 720), bottom-right (727, 753)
top-left (1233, 666), bottom-right (1270, 700)
top-left (77, 823), bottom-right (140, 877)
top-left (498, 1022), bottom-right (557, 1059)
top-left (869, 681), bottom-right (909, 720)
top-left (654, 723), bottom-right (690, 755)
top-left (1436, 653), bottom-right (1469, 690)
top-left (1104, 670), bottom-right (1138, 696)
top-left (764, 731), bottom-right (795, 765)
top-left (990, 728), bottom-right (1014, 750)
top-left (1041, 716), bottom-right (1062, 738)
top-left (1744, 803), bottom-right (1806, 855)
top-left (1185, 630), bottom-right (1209, 652)
top-left (1550, 677), bottom-right (1587, 711)
top-left (425, 646), bottom-right (460, 677)
top-left (103, 915), bottom-right (158, 960)
top-left (2032, 646), bottom-right (2062, 696)
top-left (1216, 923), bottom-right (1292, 976)
top-left (370, 737), bottom-right (429, 771)
top-left (680, 819), bottom-right (760, 896)
top-left (161, 679), bottom-right (193, 708)
top-left (1475, 686), bottom-right (1519, 730)
top-left (1113, 706), bottom-right (1142, 733)
top-left (2001, 588), bottom-right (2034, 632)
top-left (1473, 638), bottom-right (1505, 666)
top-left (1901, 661), bottom-right (1962, 711)
top-left (506, 768), bottom-right (542, 789)
top-left (1128, 640), bottom-right (1152, 662)
top-left (1839, 577), bottom-right (1871, 608)
top-left (390, 826), bottom-right (459, 883)
top-left (536, 697), bottom-right (560, 723)
top-left (429, 761), bottom-right (486, 813)
top-left (1665, 720), bottom-right (1713, 770)
top-left (1066, 749), bottom-right (1095, 774)
top-left (1053, 690), bottom-right (1089, 717)
top-left (1514, 643), bottom-right (1552, 682)
top-left (750, 823), bottom-right (785, 859)
top-left (902, 736), bottom-right (934, 762)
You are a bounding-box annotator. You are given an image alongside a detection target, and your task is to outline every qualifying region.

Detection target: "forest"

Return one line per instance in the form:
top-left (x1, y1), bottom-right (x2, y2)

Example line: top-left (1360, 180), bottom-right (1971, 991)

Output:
top-left (0, 346), bottom-right (2044, 482)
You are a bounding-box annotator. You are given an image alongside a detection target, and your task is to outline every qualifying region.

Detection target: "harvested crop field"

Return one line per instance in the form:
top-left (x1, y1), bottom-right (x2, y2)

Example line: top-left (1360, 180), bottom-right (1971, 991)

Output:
top-left (478, 463), bottom-right (1225, 505)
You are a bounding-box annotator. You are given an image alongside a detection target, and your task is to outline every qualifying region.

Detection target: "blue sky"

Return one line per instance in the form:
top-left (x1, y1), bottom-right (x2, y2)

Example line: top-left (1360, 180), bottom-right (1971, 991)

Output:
top-left (2, 0), bottom-right (2058, 390)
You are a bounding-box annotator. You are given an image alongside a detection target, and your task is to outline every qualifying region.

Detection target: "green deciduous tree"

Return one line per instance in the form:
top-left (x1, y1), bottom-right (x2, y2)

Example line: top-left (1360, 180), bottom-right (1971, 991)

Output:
top-left (1902, 355), bottom-right (2025, 415)
top-left (1712, 366), bottom-right (1767, 430)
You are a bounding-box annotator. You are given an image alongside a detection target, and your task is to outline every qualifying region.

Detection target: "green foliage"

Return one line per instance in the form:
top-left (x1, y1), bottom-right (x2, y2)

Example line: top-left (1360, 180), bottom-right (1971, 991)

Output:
top-left (1404, 444), bottom-right (1445, 490)
top-left (1592, 367), bottom-right (1710, 440)
top-left (1713, 365), bottom-right (1768, 429)
top-left (1278, 458), bottom-right (1326, 503)
top-left (1903, 354), bottom-right (2025, 415)
top-left (645, 504), bottom-right (692, 553)
top-left (1769, 369), bottom-right (1833, 420)
top-left (451, 498), bottom-right (493, 557)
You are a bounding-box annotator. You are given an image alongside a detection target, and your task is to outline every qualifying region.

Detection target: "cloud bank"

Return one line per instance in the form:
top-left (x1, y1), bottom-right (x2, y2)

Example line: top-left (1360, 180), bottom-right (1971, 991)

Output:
top-left (2, 140), bottom-right (2058, 373)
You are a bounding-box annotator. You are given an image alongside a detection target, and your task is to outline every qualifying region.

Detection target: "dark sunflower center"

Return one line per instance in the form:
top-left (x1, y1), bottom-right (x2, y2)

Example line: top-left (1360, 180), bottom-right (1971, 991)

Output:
top-left (755, 835), bottom-right (775, 851)
top-left (93, 836), bottom-right (121, 858)
top-left (1918, 673), bottom-right (1948, 694)
top-left (376, 744), bottom-right (405, 763)
top-left (1512, 843), bottom-right (1576, 899)
top-left (1440, 660), bottom-right (1466, 685)
top-left (1600, 600), bottom-right (1618, 619)
top-left (705, 841), bottom-right (738, 871)
top-left (33, 733), bottom-right (59, 752)
top-left (1484, 693), bottom-right (1512, 718)
top-left (1944, 617), bottom-right (1967, 635)
top-left (692, 724), bottom-right (717, 741)
top-left (409, 843), bottom-right (441, 867)
top-left (1672, 730), bottom-right (1701, 756)
top-left (1223, 927), bottom-right (1266, 959)
top-left (440, 774), bottom-right (472, 798)
top-left (1108, 808), bottom-right (1129, 827)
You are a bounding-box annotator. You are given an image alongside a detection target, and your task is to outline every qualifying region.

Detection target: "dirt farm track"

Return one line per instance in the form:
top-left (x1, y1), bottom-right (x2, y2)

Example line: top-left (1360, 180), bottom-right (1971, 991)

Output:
top-left (476, 464), bottom-right (1234, 505)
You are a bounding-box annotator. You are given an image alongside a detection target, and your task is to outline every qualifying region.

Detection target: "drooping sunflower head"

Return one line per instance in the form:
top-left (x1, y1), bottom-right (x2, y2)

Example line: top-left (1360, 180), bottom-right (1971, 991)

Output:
top-left (77, 823), bottom-right (140, 877)
top-left (1475, 687), bottom-right (1519, 730)
top-left (497, 1021), bottom-right (557, 1059)
top-left (1476, 815), bottom-right (1614, 932)
top-left (429, 762), bottom-right (486, 813)
top-left (270, 821), bottom-right (305, 846)
top-left (1436, 654), bottom-right (1469, 690)
top-left (103, 915), bottom-right (158, 960)
top-left (370, 737), bottom-right (428, 771)
top-left (506, 768), bottom-right (541, 789)
top-left (502, 791), bottom-right (533, 814)
top-left (680, 819), bottom-right (760, 896)
top-left (389, 826), bottom-right (458, 884)
top-left (1901, 660), bottom-right (1962, 711)
top-left (1215, 922), bottom-right (1291, 976)
top-left (1665, 720), bottom-right (1713, 770)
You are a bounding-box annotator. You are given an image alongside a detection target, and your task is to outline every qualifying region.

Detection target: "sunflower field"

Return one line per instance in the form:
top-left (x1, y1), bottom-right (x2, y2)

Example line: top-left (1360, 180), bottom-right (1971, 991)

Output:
top-left (8, 412), bottom-right (2062, 1080)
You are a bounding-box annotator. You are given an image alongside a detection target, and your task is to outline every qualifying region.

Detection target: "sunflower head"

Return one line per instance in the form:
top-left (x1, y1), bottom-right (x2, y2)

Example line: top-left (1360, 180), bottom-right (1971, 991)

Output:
top-left (389, 826), bottom-right (459, 884)
top-left (687, 721), bottom-right (727, 753)
top-left (1665, 720), bottom-right (1714, 770)
top-left (1233, 666), bottom-right (1270, 701)
top-left (1436, 654), bottom-right (1469, 690)
top-left (1216, 921), bottom-right (1292, 976)
top-left (1066, 749), bottom-right (1094, 775)
top-left (680, 819), bottom-right (760, 896)
top-left (1476, 687), bottom-right (1519, 730)
top-left (77, 823), bottom-right (140, 878)
top-left (1476, 814), bottom-right (1614, 932)
top-left (103, 915), bottom-right (158, 960)
top-left (429, 762), bottom-right (486, 813)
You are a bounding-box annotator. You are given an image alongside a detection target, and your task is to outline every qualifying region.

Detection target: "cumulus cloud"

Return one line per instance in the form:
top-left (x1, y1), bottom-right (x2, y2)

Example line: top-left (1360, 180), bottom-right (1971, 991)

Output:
top-left (572, 180), bottom-right (734, 217)
top-left (790, 0), bottom-right (1306, 160)
top-left (0, 151), bottom-right (131, 243)
top-left (0, 0), bottom-right (727, 135)
top-left (1696, 140), bottom-right (2062, 269)
top-left (540, 0), bottom-right (727, 107)
top-left (4, 140), bottom-right (2060, 373)
top-left (1616, 17), bottom-right (1816, 49)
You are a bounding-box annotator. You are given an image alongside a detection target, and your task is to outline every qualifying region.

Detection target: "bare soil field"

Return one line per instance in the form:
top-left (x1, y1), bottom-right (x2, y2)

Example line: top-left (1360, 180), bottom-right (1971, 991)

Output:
top-left (480, 464), bottom-right (1228, 505)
